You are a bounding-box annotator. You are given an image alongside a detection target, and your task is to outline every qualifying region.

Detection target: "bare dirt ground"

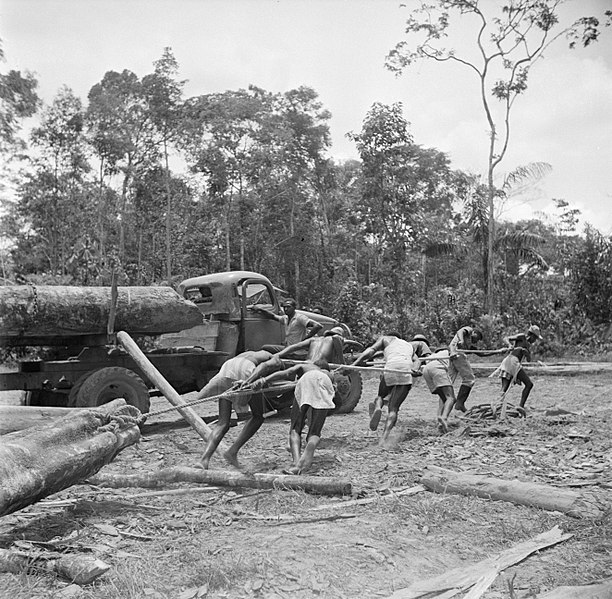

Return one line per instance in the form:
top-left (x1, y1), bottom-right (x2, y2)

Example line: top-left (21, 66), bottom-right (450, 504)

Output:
top-left (1, 368), bottom-right (611, 599)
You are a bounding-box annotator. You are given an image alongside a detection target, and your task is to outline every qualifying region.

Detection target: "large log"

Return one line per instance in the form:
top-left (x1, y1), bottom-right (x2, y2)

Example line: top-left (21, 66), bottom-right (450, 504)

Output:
top-left (0, 548), bottom-right (110, 585)
top-left (420, 466), bottom-right (606, 519)
top-left (87, 465), bottom-right (352, 496)
top-left (0, 284), bottom-right (203, 344)
top-left (0, 398), bottom-right (129, 435)
top-left (0, 400), bottom-right (141, 517)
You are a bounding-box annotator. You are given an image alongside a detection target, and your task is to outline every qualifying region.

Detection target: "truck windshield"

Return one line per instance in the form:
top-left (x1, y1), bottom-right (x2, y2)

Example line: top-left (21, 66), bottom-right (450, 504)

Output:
top-left (239, 283), bottom-right (273, 307)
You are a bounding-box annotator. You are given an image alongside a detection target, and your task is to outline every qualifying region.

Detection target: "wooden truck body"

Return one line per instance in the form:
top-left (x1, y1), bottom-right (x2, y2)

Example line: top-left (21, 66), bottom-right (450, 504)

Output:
top-left (0, 271), bottom-right (361, 414)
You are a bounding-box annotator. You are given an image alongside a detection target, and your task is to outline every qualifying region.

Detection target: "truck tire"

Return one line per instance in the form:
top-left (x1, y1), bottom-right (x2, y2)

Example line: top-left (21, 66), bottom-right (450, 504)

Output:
top-left (73, 367), bottom-right (151, 413)
top-left (333, 371), bottom-right (362, 414)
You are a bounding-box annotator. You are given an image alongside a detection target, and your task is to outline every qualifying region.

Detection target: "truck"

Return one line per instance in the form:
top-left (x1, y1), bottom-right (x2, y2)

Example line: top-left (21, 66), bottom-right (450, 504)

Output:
top-left (0, 271), bottom-right (362, 414)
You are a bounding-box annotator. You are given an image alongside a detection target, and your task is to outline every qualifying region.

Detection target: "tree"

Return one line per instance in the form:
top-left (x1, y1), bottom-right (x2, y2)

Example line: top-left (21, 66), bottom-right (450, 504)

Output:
top-left (387, 0), bottom-right (611, 313)
top-left (142, 48), bottom-right (186, 281)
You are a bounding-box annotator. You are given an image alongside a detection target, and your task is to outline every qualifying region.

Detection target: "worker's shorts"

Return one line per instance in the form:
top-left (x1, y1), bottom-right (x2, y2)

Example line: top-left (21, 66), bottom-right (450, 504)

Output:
top-left (423, 360), bottom-right (452, 393)
top-left (291, 402), bottom-right (328, 439)
top-left (448, 353), bottom-right (475, 387)
top-left (497, 355), bottom-right (522, 381)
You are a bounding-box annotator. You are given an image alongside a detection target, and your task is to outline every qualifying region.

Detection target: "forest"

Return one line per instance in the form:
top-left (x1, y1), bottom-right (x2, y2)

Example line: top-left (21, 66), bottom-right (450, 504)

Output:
top-left (1, 44), bottom-right (612, 355)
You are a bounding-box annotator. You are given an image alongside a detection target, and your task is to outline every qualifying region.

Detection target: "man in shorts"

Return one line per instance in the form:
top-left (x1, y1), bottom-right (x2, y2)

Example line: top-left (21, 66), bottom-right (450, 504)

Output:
top-left (495, 324), bottom-right (543, 414)
top-left (422, 348), bottom-right (457, 433)
top-left (250, 359), bottom-right (336, 474)
top-left (448, 325), bottom-right (484, 412)
top-left (196, 349), bottom-right (280, 469)
top-left (350, 333), bottom-right (419, 443)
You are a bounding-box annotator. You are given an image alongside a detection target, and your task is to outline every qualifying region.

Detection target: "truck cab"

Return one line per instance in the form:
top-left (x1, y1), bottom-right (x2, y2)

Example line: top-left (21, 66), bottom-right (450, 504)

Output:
top-left (177, 271), bottom-right (341, 357)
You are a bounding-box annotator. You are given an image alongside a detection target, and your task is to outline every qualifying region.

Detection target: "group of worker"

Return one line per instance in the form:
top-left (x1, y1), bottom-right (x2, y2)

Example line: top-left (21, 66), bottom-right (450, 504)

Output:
top-left (195, 296), bottom-right (543, 475)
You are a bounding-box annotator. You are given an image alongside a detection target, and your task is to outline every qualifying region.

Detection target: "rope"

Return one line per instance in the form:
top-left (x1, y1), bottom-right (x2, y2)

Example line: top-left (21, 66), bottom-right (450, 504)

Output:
top-left (145, 382), bottom-right (297, 418)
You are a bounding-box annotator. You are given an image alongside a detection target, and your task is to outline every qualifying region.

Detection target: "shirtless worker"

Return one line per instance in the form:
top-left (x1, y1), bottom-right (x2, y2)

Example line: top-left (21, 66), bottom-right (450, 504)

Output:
top-left (196, 349), bottom-right (282, 469)
top-left (495, 324), bottom-right (543, 414)
top-left (250, 359), bottom-right (336, 474)
top-left (350, 333), bottom-right (419, 443)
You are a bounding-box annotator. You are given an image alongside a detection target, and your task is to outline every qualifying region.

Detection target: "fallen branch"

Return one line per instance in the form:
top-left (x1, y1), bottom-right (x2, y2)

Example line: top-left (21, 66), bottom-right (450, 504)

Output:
top-left (311, 484), bottom-right (425, 511)
top-left (386, 526), bottom-right (572, 599)
top-left (0, 547), bottom-right (110, 585)
top-left (420, 466), bottom-right (606, 519)
top-left (87, 465), bottom-right (351, 496)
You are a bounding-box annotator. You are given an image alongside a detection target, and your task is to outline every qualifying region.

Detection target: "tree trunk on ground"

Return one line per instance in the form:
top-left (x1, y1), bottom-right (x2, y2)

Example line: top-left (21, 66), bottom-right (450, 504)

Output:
top-left (87, 466), bottom-right (352, 496)
top-left (0, 398), bottom-right (128, 435)
top-left (0, 400), bottom-right (141, 517)
top-left (0, 285), bottom-right (203, 343)
top-left (0, 548), bottom-right (110, 585)
top-left (535, 581), bottom-right (612, 599)
top-left (419, 466), bottom-right (606, 519)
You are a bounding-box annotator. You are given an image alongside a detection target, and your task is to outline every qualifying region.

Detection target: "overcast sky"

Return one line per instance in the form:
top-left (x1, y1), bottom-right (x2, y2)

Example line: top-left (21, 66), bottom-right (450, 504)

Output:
top-left (2, 0), bottom-right (611, 233)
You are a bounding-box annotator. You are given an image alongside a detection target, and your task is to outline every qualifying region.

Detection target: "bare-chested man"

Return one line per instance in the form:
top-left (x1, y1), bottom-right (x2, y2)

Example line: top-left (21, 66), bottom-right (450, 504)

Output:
top-left (197, 349), bottom-right (281, 469)
top-left (250, 359), bottom-right (336, 474)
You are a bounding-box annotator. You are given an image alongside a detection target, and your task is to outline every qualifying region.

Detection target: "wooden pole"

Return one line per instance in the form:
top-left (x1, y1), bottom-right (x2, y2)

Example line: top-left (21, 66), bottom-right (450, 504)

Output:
top-left (117, 331), bottom-right (229, 452)
top-left (87, 465), bottom-right (351, 496)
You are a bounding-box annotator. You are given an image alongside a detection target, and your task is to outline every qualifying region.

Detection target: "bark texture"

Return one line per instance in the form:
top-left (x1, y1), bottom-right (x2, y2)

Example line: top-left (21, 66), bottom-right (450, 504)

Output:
top-left (0, 400), bottom-right (141, 516)
top-left (0, 285), bottom-right (203, 342)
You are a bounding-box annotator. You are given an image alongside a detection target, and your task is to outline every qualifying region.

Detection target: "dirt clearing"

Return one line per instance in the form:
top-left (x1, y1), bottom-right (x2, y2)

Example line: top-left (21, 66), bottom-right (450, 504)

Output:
top-left (1, 370), bottom-right (611, 598)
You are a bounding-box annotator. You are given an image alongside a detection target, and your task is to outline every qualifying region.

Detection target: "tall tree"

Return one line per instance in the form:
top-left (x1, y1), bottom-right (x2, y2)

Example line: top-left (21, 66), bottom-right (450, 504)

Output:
top-left (142, 48), bottom-right (186, 281)
top-left (387, 0), bottom-right (611, 313)
top-left (86, 70), bottom-right (160, 265)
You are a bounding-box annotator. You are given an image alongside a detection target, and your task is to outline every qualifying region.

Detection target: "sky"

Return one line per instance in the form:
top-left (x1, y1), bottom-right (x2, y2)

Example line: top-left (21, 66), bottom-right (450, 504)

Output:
top-left (1, 0), bottom-right (611, 234)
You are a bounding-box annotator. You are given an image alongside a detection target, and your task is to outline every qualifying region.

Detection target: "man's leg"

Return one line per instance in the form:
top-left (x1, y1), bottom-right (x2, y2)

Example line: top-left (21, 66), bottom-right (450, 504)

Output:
top-left (289, 401), bottom-right (307, 467)
top-left (223, 396), bottom-right (266, 469)
top-left (370, 377), bottom-right (389, 431)
top-left (295, 408), bottom-right (328, 473)
top-left (201, 398), bottom-right (233, 469)
top-left (516, 369), bottom-right (534, 410)
top-left (452, 355), bottom-right (475, 412)
top-left (381, 384), bottom-right (410, 442)
top-left (434, 386), bottom-right (455, 433)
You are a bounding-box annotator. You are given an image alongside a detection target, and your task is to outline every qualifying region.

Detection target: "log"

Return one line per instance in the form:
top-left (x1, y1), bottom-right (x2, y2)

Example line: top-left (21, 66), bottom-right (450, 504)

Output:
top-left (0, 284), bottom-right (203, 344)
top-left (87, 465), bottom-right (352, 496)
top-left (0, 547), bottom-right (110, 584)
top-left (0, 400), bottom-right (141, 517)
top-left (419, 466), bottom-right (606, 519)
top-left (536, 580), bottom-right (612, 599)
top-left (0, 398), bottom-right (129, 435)
top-left (386, 526), bottom-right (572, 599)
top-left (117, 331), bottom-right (230, 453)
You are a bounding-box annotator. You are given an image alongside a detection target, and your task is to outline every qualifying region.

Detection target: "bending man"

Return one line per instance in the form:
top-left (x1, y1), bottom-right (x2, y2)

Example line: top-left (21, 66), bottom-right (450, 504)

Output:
top-left (351, 333), bottom-right (418, 443)
top-left (251, 359), bottom-right (336, 474)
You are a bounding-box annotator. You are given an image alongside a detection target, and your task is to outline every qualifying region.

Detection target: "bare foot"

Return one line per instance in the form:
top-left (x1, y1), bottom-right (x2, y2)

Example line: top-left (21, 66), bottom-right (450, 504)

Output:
top-left (282, 466), bottom-right (301, 475)
top-left (223, 451), bottom-right (245, 471)
top-left (369, 406), bottom-right (382, 431)
top-left (437, 417), bottom-right (448, 433)
top-left (198, 458), bottom-right (210, 470)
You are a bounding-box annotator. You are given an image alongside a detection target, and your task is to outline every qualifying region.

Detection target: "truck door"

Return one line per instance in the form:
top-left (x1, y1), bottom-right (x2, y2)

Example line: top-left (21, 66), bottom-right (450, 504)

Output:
top-left (239, 279), bottom-right (284, 351)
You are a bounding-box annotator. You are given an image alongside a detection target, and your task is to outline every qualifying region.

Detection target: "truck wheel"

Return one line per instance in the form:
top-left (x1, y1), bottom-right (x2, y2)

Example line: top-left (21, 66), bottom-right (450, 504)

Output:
top-left (333, 371), bottom-right (362, 414)
top-left (67, 371), bottom-right (95, 407)
top-left (73, 367), bottom-right (151, 413)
